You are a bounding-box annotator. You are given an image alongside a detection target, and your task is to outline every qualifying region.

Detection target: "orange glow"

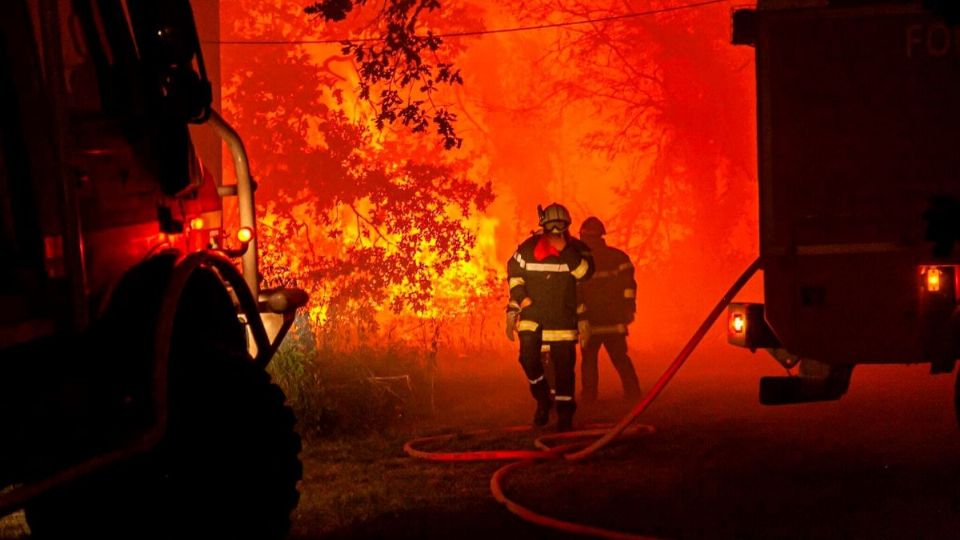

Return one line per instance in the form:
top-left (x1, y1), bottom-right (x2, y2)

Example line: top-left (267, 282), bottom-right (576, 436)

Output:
top-left (221, 0), bottom-right (759, 353)
top-left (926, 268), bottom-right (942, 292)
top-left (258, 196), bottom-right (502, 340)
top-left (237, 226), bottom-right (254, 243)
top-left (190, 217), bottom-right (205, 230)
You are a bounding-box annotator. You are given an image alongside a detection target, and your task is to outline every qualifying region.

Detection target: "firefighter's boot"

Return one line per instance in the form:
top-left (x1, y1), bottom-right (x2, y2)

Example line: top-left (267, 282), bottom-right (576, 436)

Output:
top-left (530, 379), bottom-right (552, 427)
top-left (555, 401), bottom-right (577, 432)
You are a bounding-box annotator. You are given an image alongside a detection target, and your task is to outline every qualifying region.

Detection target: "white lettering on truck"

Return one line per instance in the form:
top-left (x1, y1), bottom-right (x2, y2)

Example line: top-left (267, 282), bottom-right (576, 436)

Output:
top-left (906, 23), bottom-right (958, 58)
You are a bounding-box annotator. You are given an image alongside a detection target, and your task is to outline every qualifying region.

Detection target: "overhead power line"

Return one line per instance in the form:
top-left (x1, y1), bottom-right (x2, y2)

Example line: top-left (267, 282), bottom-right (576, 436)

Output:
top-left (210, 0), bottom-right (734, 45)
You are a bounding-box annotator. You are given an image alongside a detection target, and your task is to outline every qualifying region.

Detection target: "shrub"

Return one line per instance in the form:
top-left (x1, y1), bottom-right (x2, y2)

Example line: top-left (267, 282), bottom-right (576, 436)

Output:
top-left (268, 321), bottom-right (433, 437)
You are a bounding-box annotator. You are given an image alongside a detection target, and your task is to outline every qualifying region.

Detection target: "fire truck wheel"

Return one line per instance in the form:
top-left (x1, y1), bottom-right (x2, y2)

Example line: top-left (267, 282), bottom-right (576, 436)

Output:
top-left (24, 345), bottom-right (303, 540)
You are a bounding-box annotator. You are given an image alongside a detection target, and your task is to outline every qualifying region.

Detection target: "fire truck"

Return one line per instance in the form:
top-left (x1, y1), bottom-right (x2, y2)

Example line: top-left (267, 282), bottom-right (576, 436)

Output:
top-left (0, 0), bottom-right (305, 538)
top-left (727, 0), bottom-right (960, 414)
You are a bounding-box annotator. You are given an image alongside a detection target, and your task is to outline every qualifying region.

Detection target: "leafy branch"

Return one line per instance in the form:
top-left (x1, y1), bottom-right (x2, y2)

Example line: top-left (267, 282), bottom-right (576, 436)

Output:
top-left (305, 0), bottom-right (464, 149)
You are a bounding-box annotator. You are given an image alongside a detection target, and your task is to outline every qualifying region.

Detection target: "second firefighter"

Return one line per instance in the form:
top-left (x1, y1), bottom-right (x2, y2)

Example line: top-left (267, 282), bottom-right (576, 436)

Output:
top-left (506, 203), bottom-right (594, 431)
top-left (577, 216), bottom-right (641, 402)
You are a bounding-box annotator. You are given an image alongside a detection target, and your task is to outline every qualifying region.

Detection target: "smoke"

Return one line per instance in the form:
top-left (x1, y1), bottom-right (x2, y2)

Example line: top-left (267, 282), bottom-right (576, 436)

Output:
top-left (222, 0), bottom-right (759, 357)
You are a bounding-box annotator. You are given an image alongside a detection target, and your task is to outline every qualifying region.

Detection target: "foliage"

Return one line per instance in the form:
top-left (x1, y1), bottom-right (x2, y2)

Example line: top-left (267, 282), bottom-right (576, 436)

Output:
top-left (268, 319), bottom-right (430, 436)
top-left (268, 304), bottom-right (515, 437)
top-left (253, 136), bottom-right (495, 327)
top-left (304, 0), bottom-right (467, 149)
top-left (223, 0), bottom-right (498, 351)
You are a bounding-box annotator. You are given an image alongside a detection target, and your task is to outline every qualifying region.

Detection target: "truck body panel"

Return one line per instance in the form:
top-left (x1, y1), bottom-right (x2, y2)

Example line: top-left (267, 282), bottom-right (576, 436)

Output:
top-left (0, 2), bottom-right (305, 530)
top-left (750, 0), bottom-right (960, 365)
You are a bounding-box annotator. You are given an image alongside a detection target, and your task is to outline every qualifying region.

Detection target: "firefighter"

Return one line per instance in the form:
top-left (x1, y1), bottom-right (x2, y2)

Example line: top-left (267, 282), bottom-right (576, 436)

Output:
top-left (505, 203), bottom-right (594, 431)
top-left (577, 216), bottom-right (641, 403)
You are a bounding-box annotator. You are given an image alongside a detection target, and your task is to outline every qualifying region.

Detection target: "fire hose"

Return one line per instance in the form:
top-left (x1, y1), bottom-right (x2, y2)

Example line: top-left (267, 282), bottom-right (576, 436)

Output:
top-left (404, 258), bottom-right (761, 539)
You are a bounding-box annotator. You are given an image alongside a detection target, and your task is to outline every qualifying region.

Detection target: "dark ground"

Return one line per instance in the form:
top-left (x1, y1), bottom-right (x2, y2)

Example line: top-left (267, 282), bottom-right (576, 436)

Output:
top-left (3, 341), bottom-right (960, 539)
top-left (288, 341), bottom-right (960, 540)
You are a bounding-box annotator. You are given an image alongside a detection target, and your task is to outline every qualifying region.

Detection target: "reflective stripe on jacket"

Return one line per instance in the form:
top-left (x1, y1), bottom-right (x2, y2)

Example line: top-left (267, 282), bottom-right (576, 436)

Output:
top-left (506, 233), bottom-right (594, 339)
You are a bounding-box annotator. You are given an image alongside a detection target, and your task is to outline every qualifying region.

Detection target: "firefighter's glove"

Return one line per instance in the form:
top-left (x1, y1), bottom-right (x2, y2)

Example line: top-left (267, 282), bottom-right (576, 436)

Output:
top-left (505, 310), bottom-right (519, 341)
top-left (578, 320), bottom-right (591, 347)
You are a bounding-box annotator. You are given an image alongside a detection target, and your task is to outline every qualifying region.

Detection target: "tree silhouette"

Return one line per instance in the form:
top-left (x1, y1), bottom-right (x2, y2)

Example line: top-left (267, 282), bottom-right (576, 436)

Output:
top-left (507, 0), bottom-right (756, 266)
top-left (304, 0), bottom-right (472, 149)
top-left (222, 0), bottom-right (495, 349)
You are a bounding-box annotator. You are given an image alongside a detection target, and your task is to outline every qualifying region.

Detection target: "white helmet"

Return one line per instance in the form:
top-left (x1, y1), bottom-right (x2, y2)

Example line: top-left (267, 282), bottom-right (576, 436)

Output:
top-left (538, 203), bottom-right (572, 233)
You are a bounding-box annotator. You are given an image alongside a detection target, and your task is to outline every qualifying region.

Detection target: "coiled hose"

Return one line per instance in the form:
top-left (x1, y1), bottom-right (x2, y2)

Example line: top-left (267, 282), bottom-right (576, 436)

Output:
top-left (404, 258), bottom-right (761, 538)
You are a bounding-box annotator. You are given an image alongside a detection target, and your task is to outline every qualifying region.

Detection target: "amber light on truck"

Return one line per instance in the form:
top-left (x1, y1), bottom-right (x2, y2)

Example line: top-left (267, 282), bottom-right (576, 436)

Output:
top-left (237, 226), bottom-right (254, 243)
top-left (920, 265), bottom-right (956, 300)
top-left (728, 303), bottom-right (780, 351)
top-left (730, 313), bottom-right (746, 334)
top-left (926, 267), bottom-right (943, 292)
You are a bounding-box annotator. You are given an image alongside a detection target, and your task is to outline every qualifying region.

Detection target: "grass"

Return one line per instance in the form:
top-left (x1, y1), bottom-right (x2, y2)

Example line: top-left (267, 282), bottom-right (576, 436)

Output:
top-left (284, 357), bottom-right (960, 540)
top-left (289, 432), bottom-right (511, 539)
top-left (284, 364), bottom-right (628, 540)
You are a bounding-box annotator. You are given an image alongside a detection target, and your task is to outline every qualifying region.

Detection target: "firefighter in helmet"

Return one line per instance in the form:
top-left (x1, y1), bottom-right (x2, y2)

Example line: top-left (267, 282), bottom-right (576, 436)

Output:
top-left (505, 203), bottom-right (594, 431)
top-left (577, 216), bottom-right (641, 402)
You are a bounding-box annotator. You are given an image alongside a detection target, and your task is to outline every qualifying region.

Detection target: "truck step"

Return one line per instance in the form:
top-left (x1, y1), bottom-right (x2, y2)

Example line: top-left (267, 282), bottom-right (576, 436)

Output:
top-left (759, 376), bottom-right (848, 405)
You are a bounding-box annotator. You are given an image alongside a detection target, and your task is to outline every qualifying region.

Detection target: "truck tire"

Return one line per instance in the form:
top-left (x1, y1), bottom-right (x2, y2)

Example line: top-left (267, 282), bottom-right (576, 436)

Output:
top-left (24, 344), bottom-right (303, 540)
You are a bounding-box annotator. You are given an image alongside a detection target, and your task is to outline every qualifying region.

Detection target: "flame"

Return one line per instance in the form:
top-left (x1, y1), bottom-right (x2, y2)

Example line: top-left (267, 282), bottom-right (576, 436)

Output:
top-left (382, 215), bottom-right (501, 320)
top-left (257, 194), bottom-right (503, 346)
top-left (223, 0), bottom-right (759, 353)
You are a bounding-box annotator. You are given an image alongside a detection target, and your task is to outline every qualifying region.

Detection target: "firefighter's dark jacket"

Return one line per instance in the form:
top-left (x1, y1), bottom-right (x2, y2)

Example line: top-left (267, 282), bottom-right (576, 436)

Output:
top-left (578, 239), bottom-right (636, 334)
top-left (506, 234), bottom-right (595, 341)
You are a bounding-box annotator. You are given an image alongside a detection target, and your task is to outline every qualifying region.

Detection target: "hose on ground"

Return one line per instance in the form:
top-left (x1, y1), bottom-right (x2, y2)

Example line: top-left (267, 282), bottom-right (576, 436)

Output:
top-left (404, 258), bottom-right (761, 539)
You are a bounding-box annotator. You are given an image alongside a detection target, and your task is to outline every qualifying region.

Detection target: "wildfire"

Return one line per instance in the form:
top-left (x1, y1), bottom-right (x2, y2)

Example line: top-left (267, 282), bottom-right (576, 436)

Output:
top-left (222, 0), bottom-right (758, 352)
top-left (383, 215), bottom-right (501, 319)
top-left (256, 177), bottom-right (501, 348)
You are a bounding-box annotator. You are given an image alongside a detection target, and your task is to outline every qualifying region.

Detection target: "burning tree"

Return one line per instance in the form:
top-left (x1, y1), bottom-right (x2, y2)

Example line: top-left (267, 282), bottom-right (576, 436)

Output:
top-left (222, 0), bottom-right (498, 353)
top-left (223, 0), bottom-right (758, 359)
